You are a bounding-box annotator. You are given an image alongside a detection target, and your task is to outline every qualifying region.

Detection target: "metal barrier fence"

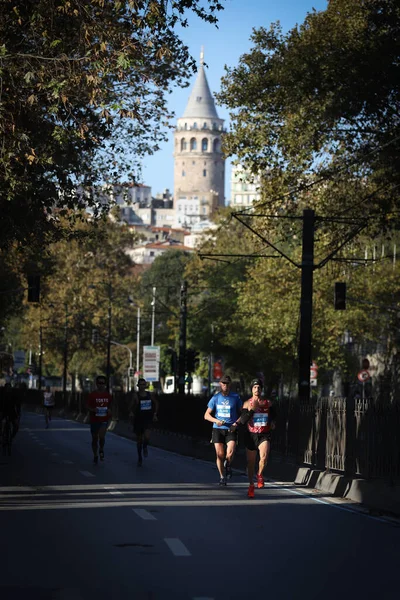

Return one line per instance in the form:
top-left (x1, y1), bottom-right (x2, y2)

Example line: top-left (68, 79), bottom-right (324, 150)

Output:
top-left (15, 389), bottom-right (400, 482)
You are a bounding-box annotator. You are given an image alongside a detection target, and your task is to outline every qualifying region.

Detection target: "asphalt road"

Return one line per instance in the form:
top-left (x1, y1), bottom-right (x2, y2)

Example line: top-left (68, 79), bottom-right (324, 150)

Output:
top-left (1, 411), bottom-right (399, 600)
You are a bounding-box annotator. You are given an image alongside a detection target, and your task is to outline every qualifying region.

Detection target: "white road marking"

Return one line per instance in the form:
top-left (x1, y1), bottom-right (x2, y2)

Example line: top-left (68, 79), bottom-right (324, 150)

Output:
top-left (104, 487), bottom-right (122, 495)
top-left (63, 460), bottom-right (74, 465)
top-left (79, 471), bottom-right (95, 478)
top-left (164, 538), bottom-right (191, 557)
top-left (132, 509), bottom-right (157, 521)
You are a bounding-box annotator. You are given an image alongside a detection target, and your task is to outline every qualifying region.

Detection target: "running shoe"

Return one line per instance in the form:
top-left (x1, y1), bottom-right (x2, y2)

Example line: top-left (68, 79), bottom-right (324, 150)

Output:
top-left (247, 483), bottom-right (255, 498)
top-left (93, 455), bottom-right (98, 465)
top-left (257, 474), bottom-right (264, 489)
top-left (224, 459), bottom-right (232, 480)
top-left (99, 450), bottom-right (105, 461)
top-left (219, 477), bottom-right (227, 486)
top-left (143, 446), bottom-right (148, 458)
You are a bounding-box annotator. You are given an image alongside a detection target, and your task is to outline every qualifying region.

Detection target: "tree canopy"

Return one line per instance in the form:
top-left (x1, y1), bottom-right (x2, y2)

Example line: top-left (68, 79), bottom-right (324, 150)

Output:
top-left (0, 0), bottom-right (225, 251)
top-left (217, 0), bottom-right (400, 220)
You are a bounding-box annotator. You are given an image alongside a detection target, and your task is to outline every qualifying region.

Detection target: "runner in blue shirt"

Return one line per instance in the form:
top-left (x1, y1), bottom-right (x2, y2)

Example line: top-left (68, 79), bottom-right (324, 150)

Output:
top-left (204, 374), bottom-right (242, 486)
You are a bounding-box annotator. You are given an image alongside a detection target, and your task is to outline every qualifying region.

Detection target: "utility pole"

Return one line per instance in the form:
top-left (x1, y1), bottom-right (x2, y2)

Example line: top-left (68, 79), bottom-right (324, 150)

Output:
top-left (298, 209), bottom-right (315, 403)
top-left (178, 280), bottom-right (187, 394)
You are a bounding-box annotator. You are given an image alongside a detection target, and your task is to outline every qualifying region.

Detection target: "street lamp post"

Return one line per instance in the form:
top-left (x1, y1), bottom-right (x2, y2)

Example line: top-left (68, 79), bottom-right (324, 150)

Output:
top-left (38, 325), bottom-right (43, 392)
top-left (151, 286), bottom-right (156, 346)
top-left (106, 284), bottom-right (112, 390)
top-left (136, 307), bottom-right (141, 374)
top-left (62, 303), bottom-right (68, 408)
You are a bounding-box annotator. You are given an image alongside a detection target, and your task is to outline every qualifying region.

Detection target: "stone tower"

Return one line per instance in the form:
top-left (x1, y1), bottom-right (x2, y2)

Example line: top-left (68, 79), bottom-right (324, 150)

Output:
top-left (174, 50), bottom-right (225, 228)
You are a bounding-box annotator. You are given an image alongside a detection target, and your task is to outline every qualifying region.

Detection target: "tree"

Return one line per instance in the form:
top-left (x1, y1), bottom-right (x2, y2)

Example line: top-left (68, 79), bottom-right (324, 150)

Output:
top-left (0, 0), bottom-right (225, 251)
top-left (217, 0), bottom-right (400, 221)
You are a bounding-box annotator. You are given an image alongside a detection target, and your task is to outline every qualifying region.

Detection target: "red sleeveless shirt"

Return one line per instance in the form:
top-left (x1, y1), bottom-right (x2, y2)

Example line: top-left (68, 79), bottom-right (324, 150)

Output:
top-left (247, 398), bottom-right (273, 433)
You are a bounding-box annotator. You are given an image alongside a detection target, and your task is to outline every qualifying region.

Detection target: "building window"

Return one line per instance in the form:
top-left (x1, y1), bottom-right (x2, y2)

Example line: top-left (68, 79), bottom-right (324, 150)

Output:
top-left (213, 139), bottom-right (220, 152)
top-left (203, 122), bottom-right (207, 129)
top-left (181, 138), bottom-right (187, 151)
top-left (190, 138), bottom-right (197, 151)
top-left (182, 170), bottom-right (185, 176)
top-left (184, 123), bottom-right (188, 130)
top-left (202, 138), bottom-right (208, 152)
top-left (203, 169), bottom-right (207, 177)
top-left (193, 122), bottom-right (198, 129)
top-left (150, 251), bottom-right (154, 257)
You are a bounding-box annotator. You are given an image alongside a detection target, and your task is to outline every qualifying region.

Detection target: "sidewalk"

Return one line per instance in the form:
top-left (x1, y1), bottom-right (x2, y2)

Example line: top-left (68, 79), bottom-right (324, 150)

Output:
top-left (24, 404), bottom-right (400, 518)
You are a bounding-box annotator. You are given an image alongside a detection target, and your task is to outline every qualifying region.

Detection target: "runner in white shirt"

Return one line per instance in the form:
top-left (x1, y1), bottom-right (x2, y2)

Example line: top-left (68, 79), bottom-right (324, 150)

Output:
top-left (43, 386), bottom-right (55, 428)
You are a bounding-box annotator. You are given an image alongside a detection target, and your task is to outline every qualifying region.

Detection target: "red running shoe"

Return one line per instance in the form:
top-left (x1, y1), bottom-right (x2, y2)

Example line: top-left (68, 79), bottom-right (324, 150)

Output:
top-left (257, 474), bottom-right (264, 489)
top-left (247, 484), bottom-right (255, 499)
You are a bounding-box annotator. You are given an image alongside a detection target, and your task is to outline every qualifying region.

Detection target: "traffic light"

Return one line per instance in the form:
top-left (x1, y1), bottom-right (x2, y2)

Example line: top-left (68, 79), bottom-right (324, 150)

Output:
top-left (27, 275), bottom-right (40, 303)
top-left (128, 368), bottom-right (135, 377)
top-left (334, 282), bottom-right (346, 310)
top-left (91, 328), bottom-right (99, 344)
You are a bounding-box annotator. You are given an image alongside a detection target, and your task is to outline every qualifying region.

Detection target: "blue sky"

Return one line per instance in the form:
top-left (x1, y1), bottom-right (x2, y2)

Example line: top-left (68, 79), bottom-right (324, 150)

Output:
top-left (141, 0), bottom-right (328, 200)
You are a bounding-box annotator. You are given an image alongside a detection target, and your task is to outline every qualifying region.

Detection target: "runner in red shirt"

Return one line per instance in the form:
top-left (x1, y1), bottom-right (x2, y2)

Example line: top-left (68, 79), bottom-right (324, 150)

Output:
top-left (86, 375), bottom-right (112, 464)
top-left (240, 378), bottom-right (277, 498)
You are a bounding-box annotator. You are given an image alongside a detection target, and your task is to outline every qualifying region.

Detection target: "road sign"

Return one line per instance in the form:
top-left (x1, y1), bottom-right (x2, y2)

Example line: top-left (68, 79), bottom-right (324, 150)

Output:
top-left (310, 378), bottom-right (317, 387)
top-left (357, 369), bottom-right (370, 383)
top-left (310, 368), bottom-right (318, 379)
top-left (13, 350), bottom-right (25, 370)
top-left (311, 361), bottom-right (318, 370)
top-left (143, 345), bottom-right (160, 382)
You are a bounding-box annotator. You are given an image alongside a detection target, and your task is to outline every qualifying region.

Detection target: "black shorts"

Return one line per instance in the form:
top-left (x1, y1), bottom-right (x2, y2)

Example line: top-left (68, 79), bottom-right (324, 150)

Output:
top-left (44, 405), bottom-right (54, 413)
top-left (133, 419), bottom-right (153, 435)
top-left (244, 431), bottom-right (271, 451)
top-left (211, 428), bottom-right (238, 445)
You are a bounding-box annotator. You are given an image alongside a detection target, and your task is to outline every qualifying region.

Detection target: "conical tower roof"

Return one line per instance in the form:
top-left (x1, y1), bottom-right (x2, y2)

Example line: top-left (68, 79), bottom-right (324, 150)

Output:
top-left (182, 51), bottom-right (220, 120)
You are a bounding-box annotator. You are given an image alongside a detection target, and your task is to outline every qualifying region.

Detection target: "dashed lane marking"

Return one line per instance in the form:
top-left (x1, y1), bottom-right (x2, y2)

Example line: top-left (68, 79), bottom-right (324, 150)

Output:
top-left (104, 487), bottom-right (122, 496)
top-left (79, 471), bottom-right (95, 478)
top-left (164, 538), bottom-right (191, 557)
top-left (132, 509), bottom-right (157, 521)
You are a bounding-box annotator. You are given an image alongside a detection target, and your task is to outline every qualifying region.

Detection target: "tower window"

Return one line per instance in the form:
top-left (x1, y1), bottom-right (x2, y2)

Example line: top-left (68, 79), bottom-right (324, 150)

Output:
top-left (181, 138), bottom-right (187, 151)
top-left (203, 122), bottom-right (207, 129)
top-left (202, 138), bottom-right (208, 152)
top-left (190, 138), bottom-right (197, 151)
top-left (213, 139), bottom-right (220, 152)
top-left (193, 122), bottom-right (198, 129)
top-left (203, 169), bottom-right (207, 177)
top-left (182, 170), bottom-right (185, 176)
top-left (184, 123), bottom-right (188, 130)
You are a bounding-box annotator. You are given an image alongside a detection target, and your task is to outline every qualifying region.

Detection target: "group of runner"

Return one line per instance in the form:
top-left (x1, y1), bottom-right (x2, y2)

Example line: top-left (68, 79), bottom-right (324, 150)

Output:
top-left (86, 372), bottom-right (276, 499)
top-left (205, 374), bottom-right (276, 498)
top-left (86, 375), bottom-right (158, 466)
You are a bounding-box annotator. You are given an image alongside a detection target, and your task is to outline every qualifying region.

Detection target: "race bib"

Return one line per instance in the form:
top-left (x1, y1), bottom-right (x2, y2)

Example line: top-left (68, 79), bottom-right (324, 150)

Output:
top-left (140, 399), bottom-right (152, 411)
top-left (216, 404), bottom-right (231, 420)
top-left (253, 412), bottom-right (268, 427)
top-left (96, 406), bottom-right (108, 417)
